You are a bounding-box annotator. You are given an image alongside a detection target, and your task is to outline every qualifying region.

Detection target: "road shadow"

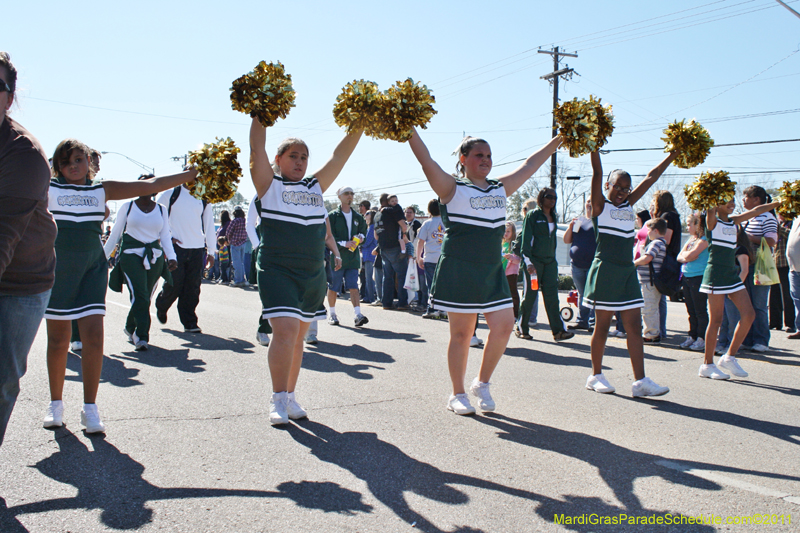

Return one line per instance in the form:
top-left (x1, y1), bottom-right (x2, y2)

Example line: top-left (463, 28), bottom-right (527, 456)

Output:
top-left (302, 348), bottom-right (387, 380)
top-left (109, 346), bottom-right (206, 375)
top-left (65, 352), bottom-right (142, 388)
top-left (1, 430), bottom-right (372, 531)
top-left (738, 348), bottom-right (800, 367)
top-left (163, 329), bottom-right (255, 355)
top-left (619, 397), bottom-right (800, 446)
top-left (475, 412), bottom-right (800, 517)
top-left (356, 328), bottom-right (426, 343)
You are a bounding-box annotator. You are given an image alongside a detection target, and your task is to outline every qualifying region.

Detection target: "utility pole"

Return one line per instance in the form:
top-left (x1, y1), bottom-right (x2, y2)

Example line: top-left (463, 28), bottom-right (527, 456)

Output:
top-left (539, 46), bottom-right (577, 189)
top-left (171, 154), bottom-right (188, 168)
top-left (776, 0), bottom-right (800, 19)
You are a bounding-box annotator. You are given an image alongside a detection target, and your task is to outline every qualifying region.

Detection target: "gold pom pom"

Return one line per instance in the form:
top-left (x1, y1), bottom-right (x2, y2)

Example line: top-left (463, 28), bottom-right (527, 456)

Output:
top-left (777, 181), bottom-right (800, 220)
top-left (187, 137), bottom-right (242, 203)
top-left (683, 170), bottom-right (736, 211)
top-left (230, 61), bottom-right (296, 127)
top-left (332, 79), bottom-right (385, 136)
top-left (554, 95), bottom-right (614, 157)
top-left (378, 78), bottom-right (438, 142)
top-left (662, 119), bottom-right (714, 169)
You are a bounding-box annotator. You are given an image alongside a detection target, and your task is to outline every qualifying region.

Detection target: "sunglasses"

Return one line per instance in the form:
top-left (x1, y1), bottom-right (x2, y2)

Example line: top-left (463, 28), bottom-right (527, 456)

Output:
top-left (0, 79), bottom-right (10, 93)
top-left (610, 184), bottom-right (632, 195)
top-left (544, 194), bottom-right (557, 200)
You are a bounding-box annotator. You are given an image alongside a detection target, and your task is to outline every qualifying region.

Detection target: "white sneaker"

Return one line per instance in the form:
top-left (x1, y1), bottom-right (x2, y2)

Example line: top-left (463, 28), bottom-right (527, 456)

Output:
top-left (612, 330), bottom-right (626, 338)
top-left (631, 377), bottom-right (670, 398)
top-left (69, 341), bottom-right (82, 352)
top-left (698, 363), bottom-right (730, 380)
top-left (286, 392), bottom-right (308, 420)
top-left (469, 377), bottom-right (496, 411)
top-left (134, 340), bottom-right (148, 351)
top-left (680, 336), bottom-right (695, 349)
top-left (586, 373), bottom-right (616, 394)
top-left (751, 343), bottom-right (768, 353)
top-left (447, 393), bottom-right (476, 415)
top-left (470, 335), bottom-right (484, 348)
top-left (269, 392), bottom-right (289, 425)
top-left (123, 327), bottom-right (140, 345)
top-left (304, 334), bottom-right (317, 345)
top-left (327, 315), bottom-right (339, 326)
top-left (256, 332), bottom-right (270, 346)
top-left (354, 314), bottom-right (369, 327)
top-left (43, 400), bottom-right (64, 428)
top-left (718, 355), bottom-right (749, 378)
top-left (80, 404), bottom-right (106, 433)
top-left (689, 338), bottom-right (705, 351)
top-left (714, 344), bottom-right (727, 355)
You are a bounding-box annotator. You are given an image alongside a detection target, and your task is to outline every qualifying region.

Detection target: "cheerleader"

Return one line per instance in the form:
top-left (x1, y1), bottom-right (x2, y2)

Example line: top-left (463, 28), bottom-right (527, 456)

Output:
top-left (103, 174), bottom-right (178, 352)
top-left (44, 139), bottom-right (197, 432)
top-left (407, 130), bottom-right (561, 414)
top-left (249, 117), bottom-right (362, 425)
top-left (700, 196), bottom-right (781, 379)
top-left (583, 151), bottom-right (676, 397)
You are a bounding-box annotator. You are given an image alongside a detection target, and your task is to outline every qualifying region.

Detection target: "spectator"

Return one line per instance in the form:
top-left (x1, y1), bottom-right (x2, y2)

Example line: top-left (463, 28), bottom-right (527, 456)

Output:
top-left (417, 199), bottom-right (445, 319)
top-left (246, 194), bottom-right (271, 347)
top-left (563, 198), bottom-right (596, 331)
top-left (361, 210), bottom-right (378, 304)
top-left (217, 237), bottom-right (231, 283)
top-left (405, 205), bottom-right (422, 306)
top-left (501, 222), bottom-right (521, 318)
top-left (358, 200), bottom-right (370, 215)
top-left (769, 214), bottom-right (795, 333)
top-left (650, 191), bottom-right (681, 339)
top-left (327, 186), bottom-right (368, 327)
top-left (375, 193), bottom-right (409, 309)
top-left (633, 218), bottom-right (668, 342)
top-left (786, 213), bottom-right (800, 339)
top-left (741, 185), bottom-right (778, 352)
top-left (676, 212), bottom-right (709, 351)
top-left (0, 52), bottom-right (57, 446)
top-left (227, 206), bottom-right (249, 287)
top-left (515, 198), bottom-right (539, 328)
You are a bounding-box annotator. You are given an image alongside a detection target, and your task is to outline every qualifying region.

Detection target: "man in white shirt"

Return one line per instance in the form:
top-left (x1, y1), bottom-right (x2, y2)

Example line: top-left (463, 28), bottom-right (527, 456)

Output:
top-left (154, 184), bottom-right (215, 333)
top-left (786, 217), bottom-right (800, 340)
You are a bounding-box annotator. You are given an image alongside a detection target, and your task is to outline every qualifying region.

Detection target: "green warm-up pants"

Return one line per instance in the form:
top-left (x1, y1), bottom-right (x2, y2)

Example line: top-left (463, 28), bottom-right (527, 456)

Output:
top-left (518, 258), bottom-right (565, 336)
top-left (121, 252), bottom-right (165, 342)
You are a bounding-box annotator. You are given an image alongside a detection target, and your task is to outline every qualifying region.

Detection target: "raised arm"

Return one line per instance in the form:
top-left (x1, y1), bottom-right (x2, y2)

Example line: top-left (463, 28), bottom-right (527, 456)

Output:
top-left (103, 169), bottom-right (197, 202)
top-left (730, 200), bottom-right (782, 226)
top-left (706, 207), bottom-right (717, 231)
top-left (408, 129), bottom-right (457, 203)
top-left (313, 130), bottom-right (363, 194)
top-left (589, 152), bottom-right (605, 218)
top-left (250, 116), bottom-right (274, 199)
top-left (497, 136), bottom-right (562, 197)
top-left (628, 151), bottom-right (678, 205)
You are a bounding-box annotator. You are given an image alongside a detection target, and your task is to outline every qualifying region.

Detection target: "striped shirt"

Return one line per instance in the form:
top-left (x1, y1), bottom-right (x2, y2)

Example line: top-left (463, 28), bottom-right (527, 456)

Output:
top-left (637, 237), bottom-right (666, 283)
top-left (745, 212), bottom-right (778, 247)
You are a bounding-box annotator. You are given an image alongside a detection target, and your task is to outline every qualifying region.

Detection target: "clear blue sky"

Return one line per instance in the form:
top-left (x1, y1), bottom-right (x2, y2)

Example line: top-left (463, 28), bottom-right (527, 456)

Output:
top-left (5, 0), bottom-right (799, 215)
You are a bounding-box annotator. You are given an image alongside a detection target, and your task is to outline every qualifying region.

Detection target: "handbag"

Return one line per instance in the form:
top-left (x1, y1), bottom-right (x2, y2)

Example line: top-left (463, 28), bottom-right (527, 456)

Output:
top-left (754, 237), bottom-right (780, 286)
top-left (403, 257), bottom-right (419, 291)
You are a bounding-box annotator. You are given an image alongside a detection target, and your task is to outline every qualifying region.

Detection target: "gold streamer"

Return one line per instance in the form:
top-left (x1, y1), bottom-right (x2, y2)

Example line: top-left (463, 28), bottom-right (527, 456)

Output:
top-left (230, 61), bottom-right (295, 127)
top-left (332, 79), bottom-right (384, 135)
top-left (662, 119), bottom-right (714, 169)
top-left (379, 78), bottom-right (437, 142)
top-left (777, 180), bottom-right (800, 219)
top-left (684, 170), bottom-right (736, 211)
top-left (187, 137), bottom-right (242, 203)
top-left (554, 95), bottom-right (614, 157)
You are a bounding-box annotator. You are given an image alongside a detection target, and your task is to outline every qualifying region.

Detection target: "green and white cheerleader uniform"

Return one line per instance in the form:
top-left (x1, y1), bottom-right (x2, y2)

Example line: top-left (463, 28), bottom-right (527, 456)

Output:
top-left (257, 175), bottom-right (328, 322)
top-left (584, 199), bottom-right (643, 311)
top-left (700, 219), bottom-right (743, 294)
top-left (431, 178), bottom-right (512, 313)
top-left (45, 177), bottom-right (107, 320)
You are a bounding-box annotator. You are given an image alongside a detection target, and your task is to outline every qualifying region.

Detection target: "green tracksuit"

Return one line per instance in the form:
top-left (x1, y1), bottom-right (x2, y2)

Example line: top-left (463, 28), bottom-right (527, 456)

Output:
top-left (328, 206), bottom-right (367, 271)
top-left (518, 208), bottom-right (565, 336)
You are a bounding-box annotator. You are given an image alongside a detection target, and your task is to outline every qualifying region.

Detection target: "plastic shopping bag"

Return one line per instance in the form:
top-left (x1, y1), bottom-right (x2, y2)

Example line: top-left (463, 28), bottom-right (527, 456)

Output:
top-left (754, 237), bottom-right (780, 286)
top-left (403, 257), bottom-right (419, 291)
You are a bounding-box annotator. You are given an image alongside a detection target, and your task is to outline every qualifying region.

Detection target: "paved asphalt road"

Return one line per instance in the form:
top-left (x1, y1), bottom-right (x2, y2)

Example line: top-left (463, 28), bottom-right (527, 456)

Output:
top-left (1, 281), bottom-right (798, 532)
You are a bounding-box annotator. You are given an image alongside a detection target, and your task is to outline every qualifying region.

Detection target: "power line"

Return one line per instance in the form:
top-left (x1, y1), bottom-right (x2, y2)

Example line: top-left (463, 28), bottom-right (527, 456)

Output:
top-left (600, 137), bottom-right (800, 153)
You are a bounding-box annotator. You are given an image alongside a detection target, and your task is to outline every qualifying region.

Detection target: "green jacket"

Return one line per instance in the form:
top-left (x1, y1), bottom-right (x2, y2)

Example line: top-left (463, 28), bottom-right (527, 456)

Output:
top-left (521, 207), bottom-right (557, 265)
top-left (328, 206), bottom-right (367, 270)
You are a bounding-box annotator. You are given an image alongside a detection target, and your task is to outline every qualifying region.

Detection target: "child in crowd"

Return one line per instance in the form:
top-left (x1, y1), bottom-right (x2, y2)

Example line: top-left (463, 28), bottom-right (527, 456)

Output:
top-left (677, 212), bottom-right (710, 351)
top-left (217, 237), bottom-right (231, 284)
top-left (633, 218), bottom-right (668, 342)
